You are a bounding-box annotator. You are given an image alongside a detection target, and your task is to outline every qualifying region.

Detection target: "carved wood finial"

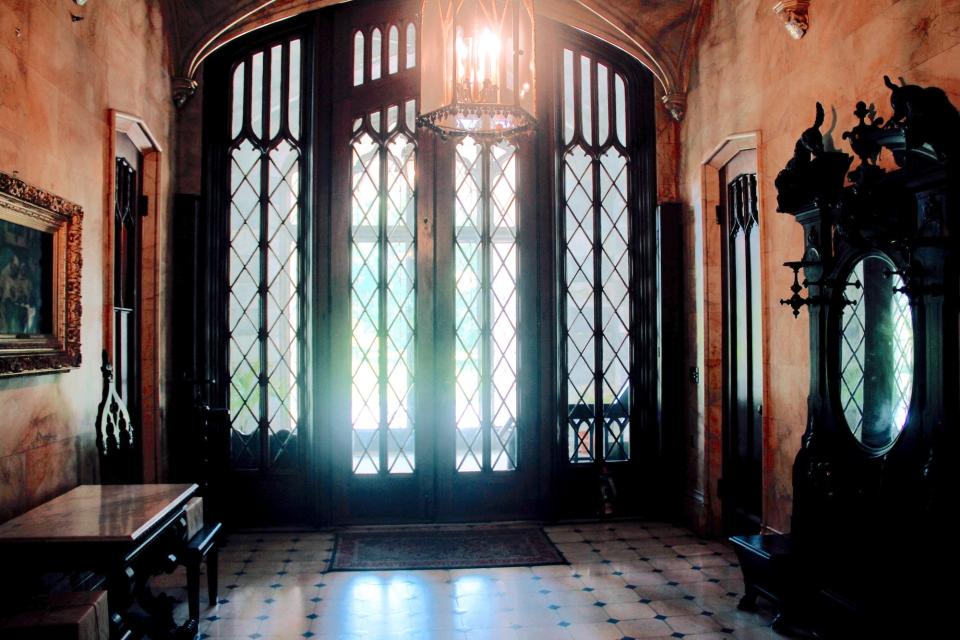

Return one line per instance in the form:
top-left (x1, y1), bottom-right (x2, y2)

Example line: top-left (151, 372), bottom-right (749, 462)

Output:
top-left (774, 0), bottom-right (811, 40)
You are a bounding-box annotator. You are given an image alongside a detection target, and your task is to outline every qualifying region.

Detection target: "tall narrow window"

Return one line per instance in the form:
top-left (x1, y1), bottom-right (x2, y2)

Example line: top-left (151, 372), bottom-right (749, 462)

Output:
top-left (350, 100), bottom-right (418, 475)
top-left (454, 137), bottom-right (519, 472)
top-left (560, 48), bottom-right (633, 464)
top-left (227, 38), bottom-right (303, 471)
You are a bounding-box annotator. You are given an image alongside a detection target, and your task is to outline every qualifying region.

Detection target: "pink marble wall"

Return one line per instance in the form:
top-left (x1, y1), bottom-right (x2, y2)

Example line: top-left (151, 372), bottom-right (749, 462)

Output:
top-left (0, 0), bottom-right (174, 522)
top-left (679, 0), bottom-right (960, 534)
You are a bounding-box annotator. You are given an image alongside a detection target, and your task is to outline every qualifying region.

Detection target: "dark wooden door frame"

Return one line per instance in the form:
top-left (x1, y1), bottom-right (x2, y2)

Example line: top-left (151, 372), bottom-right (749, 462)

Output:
top-left (198, 6), bottom-right (661, 526)
top-left (328, 0), bottom-right (428, 524)
top-left (201, 16), bottom-right (316, 526)
top-left (541, 19), bottom-right (660, 519)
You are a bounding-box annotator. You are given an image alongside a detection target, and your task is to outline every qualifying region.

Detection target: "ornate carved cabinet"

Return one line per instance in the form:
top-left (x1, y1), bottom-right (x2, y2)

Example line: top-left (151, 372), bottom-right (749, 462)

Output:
top-left (733, 79), bottom-right (957, 635)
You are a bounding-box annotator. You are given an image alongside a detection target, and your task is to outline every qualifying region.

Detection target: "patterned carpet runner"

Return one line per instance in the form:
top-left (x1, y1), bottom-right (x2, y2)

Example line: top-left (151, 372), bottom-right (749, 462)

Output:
top-left (329, 526), bottom-right (567, 571)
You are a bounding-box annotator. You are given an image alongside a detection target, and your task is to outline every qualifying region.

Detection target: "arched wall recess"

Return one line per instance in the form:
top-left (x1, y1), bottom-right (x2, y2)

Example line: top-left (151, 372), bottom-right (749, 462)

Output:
top-left (170, 0), bottom-right (704, 120)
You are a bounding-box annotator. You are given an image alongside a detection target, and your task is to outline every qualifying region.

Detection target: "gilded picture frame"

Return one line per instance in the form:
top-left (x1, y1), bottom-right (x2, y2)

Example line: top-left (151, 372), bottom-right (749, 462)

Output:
top-left (0, 171), bottom-right (83, 376)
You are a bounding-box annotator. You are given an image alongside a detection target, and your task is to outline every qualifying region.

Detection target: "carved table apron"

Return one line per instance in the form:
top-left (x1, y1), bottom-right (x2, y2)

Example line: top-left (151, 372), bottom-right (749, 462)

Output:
top-left (0, 484), bottom-right (200, 640)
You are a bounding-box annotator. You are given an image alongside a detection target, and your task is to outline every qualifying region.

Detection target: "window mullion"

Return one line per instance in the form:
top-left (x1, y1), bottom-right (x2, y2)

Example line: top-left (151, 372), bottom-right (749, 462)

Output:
top-left (378, 123), bottom-right (390, 475)
top-left (590, 147), bottom-right (604, 464)
top-left (482, 142), bottom-right (493, 472)
top-left (259, 142), bottom-right (271, 472)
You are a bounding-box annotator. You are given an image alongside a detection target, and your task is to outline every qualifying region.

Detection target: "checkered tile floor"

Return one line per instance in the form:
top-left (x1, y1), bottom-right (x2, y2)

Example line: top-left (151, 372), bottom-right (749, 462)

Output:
top-left (158, 521), bottom-right (794, 639)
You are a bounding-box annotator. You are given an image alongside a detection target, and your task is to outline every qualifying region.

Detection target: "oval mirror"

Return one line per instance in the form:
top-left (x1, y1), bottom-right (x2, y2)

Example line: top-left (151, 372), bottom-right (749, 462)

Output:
top-left (838, 255), bottom-right (914, 449)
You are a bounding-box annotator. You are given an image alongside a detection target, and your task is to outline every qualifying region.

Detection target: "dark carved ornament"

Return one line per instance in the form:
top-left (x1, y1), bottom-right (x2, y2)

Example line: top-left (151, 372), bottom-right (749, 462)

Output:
top-left (774, 102), bottom-right (853, 214)
top-left (0, 171), bottom-right (83, 377)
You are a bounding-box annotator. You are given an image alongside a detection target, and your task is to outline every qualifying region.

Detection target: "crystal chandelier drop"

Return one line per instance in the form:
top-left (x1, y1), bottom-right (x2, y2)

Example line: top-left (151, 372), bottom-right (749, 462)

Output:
top-left (418, 0), bottom-right (537, 139)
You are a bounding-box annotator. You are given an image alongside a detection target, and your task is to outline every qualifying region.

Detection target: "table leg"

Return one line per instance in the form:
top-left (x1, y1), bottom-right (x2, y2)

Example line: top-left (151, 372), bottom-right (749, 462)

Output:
top-left (207, 548), bottom-right (219, 607)
top-left (186, 556), bottom-right (200, 623)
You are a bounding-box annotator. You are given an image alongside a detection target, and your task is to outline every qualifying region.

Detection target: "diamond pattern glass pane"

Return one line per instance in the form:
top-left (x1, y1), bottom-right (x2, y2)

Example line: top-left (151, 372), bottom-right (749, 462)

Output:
top-left (489, 142), bottom-right (518, 471)
top-left (229, 140), bottom-right (262, 469)
top-left (455, 138), bottom-right (519, 473)
top-left (891, 275), bottom-right (913, 431)
top-left (564, 146), bottom-right (595, 463)
top-left (840, 262), bottom-right (866, 440)
top-left (599, 149), bottom-right (630, 462)
top-left (560, 48), bottom-right (636, 465)
top-left (265, 141), bottom-right (301, 469)
top-left (350, 111), bottom-right (418, 476)
top-left (227, 39), bottom-right (304, 472)
top-left (385, 132), bottom-right (416, 474)
top-left (455, 137), bottom-right (483, 473)
top-left (351, 132), bottom-right (381, 475)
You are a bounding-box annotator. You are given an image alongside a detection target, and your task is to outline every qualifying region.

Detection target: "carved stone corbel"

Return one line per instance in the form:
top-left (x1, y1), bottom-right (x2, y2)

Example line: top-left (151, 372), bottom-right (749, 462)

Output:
top-left (774, 0), bottom-right (811, 40)
top-left (172, 76), bottom-right (199, 109)
top-left (661, 91), bottom-right (686, 122)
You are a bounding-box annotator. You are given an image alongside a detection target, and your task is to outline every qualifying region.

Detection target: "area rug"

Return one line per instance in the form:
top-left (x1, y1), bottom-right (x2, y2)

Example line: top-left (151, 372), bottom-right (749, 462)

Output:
top-left (329, 526), bottom-right (567, 571)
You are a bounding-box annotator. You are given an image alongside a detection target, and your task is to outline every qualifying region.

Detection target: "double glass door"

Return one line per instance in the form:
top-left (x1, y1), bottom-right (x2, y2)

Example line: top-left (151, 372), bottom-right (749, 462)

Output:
top-left (208, 2), bottom-right (541, 525)
top-left (202, 2), bottom-right (657, 527)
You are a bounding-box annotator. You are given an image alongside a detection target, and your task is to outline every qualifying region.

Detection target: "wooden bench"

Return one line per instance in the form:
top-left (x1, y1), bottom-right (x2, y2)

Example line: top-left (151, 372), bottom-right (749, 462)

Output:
top-left (728, 534), bottom-right (798, 633)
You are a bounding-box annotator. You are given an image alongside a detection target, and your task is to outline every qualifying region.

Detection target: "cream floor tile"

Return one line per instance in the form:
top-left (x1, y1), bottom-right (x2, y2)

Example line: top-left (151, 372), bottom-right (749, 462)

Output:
top-left (186, 521), bottom-right (789, 640)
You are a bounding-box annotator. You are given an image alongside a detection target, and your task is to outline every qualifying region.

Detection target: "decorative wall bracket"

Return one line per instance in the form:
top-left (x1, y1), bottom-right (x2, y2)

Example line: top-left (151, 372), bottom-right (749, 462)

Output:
top-left (774, 0), bottom-right (811, 40)
top-left (779, 260), bottom-right (824, 318)
top-left (172, 76), bottom-right (199, 109)
top-left (661, 91), bottom-right (686, 122)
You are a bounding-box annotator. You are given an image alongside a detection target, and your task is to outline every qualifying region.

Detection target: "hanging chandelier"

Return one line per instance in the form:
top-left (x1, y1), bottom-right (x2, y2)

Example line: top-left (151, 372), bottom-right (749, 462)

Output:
top-left (418, 0), bottom-right (537, 139)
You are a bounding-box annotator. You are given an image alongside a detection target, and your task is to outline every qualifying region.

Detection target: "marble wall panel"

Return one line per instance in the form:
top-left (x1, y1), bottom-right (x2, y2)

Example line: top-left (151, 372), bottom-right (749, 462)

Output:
top-left (0, 0), bottom-right (174, 521)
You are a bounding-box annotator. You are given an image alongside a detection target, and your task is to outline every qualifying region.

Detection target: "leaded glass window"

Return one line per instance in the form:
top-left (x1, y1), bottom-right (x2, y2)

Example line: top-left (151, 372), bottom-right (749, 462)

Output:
top-left (559, 48), bottom-right (633, 464)
top-left (840, 262), bottom-right (867, 439)
top-left (350, 100), bottom-right (418, 475)
top-left (227, 38), bottom-right (304, 470)
top-left (454, 137), bottom-right (519, 472)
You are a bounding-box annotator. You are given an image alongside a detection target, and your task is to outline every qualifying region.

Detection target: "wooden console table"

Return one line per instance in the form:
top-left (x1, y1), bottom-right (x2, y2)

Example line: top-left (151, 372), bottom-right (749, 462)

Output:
top-left (0, 484), bottom-right (202, 639)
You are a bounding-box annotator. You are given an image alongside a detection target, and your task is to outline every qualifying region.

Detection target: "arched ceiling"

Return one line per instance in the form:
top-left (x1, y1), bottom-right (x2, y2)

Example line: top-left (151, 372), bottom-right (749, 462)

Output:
top-left (165, 0), bottom-right (706, 119)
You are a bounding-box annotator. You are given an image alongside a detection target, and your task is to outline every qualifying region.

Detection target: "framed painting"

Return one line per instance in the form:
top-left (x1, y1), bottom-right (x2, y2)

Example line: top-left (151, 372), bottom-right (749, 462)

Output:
top-left (0, 171), bottom-right (82, 376)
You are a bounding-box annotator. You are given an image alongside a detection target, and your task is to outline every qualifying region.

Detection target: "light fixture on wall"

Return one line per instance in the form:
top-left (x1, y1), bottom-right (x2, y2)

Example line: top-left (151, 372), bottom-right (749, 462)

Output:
top-left (418, 0), bottom-right (536, 138)
top-left (774, 0), bottom-right (810, 40)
